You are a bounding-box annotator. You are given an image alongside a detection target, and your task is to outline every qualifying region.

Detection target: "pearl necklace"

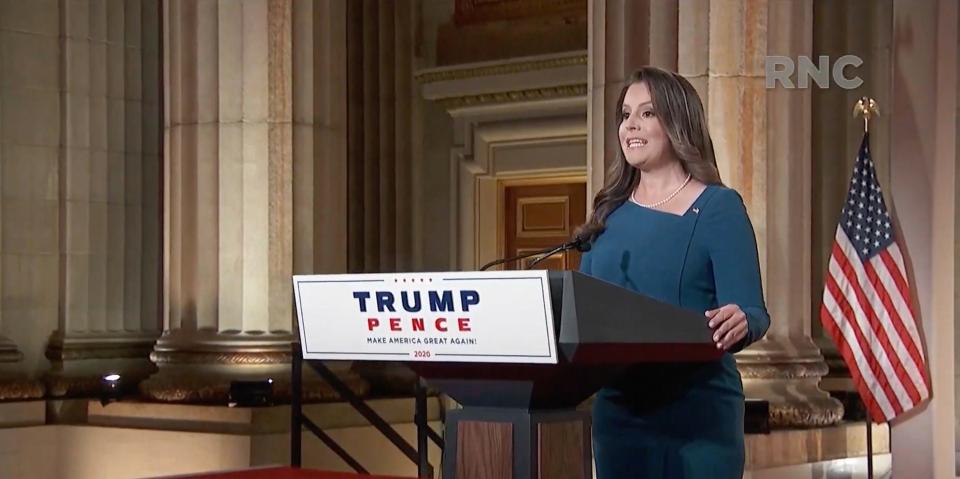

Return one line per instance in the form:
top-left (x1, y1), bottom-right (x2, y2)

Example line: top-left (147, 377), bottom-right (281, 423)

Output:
top-left (632, 173), bottom-right (692, 208)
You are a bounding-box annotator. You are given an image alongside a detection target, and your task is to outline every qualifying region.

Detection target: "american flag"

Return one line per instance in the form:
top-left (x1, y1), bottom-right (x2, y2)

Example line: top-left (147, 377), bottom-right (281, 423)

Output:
top-left (820, 133), bottom-right (930, 422)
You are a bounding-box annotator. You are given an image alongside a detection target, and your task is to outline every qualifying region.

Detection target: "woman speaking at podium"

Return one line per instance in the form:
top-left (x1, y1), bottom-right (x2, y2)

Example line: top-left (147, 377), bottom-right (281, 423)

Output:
top-left (575, 67), bottom-right (770, 479)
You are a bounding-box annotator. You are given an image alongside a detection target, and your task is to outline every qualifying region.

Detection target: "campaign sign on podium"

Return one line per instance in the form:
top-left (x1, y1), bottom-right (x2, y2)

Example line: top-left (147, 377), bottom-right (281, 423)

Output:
top-left (293, 270), bottom-right (557, 364)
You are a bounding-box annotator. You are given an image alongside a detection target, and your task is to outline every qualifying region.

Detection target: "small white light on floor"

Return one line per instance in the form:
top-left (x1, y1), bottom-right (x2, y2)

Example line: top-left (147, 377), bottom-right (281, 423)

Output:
top-left (100, 373), bottom-right (124, 406)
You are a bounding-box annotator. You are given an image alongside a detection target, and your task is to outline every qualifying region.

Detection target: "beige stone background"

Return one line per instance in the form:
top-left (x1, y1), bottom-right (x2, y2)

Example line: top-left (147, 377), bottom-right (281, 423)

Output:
top-left (0, 0), bottom-right (956, 478)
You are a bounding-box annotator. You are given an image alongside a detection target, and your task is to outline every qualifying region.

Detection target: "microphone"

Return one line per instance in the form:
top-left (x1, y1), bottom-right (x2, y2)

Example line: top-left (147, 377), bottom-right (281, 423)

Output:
top-left (525, 235), bottom-right (591, 270)
top-left (479, 234), bottom-right (591, 271)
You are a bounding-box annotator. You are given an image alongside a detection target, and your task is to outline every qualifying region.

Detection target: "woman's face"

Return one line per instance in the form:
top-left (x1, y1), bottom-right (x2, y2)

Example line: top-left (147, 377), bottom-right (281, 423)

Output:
top-left (618, 82), bottom-right (672, 170)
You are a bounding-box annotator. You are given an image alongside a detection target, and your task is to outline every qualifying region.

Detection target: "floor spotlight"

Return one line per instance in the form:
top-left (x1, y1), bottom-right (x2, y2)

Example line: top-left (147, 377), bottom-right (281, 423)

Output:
top-left (100, 373), bottom-right (123, 406)
top-left (228, 378), bottom-right (274, 407)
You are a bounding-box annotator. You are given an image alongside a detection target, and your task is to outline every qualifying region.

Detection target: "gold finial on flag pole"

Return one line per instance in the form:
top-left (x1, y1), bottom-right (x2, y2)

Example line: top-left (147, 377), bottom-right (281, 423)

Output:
top-left (853, 97), bottom-right (879, 133)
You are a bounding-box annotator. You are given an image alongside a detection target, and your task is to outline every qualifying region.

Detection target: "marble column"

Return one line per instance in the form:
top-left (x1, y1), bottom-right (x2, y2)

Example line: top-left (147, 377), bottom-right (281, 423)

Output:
top-left (43, 0), bottom-right (163, 397)
top-left (292, 0), bottom-right (348, 277)
top-left (141, 0), bottom-right (368, 403)
top-left (588, 0), bottom-right (843, 427)
top-left (708, 0), bottom-right (843, 427)
top-left (344, 0), bottom-right (416, 275)
top-left (587, 0), bottom-right (678, 198)
top-left (343, 0), bottom-right (420, 394)
top-left (677, 0), bottom-right (709, 101)
top-left (887, 0), bottom-right (957, 475)
top-left (811, 0), bottom-right (894, 399)
top-left (144, 0), bottom-right (289, 401)
top-left (0, 0), bottom-right (57, 399)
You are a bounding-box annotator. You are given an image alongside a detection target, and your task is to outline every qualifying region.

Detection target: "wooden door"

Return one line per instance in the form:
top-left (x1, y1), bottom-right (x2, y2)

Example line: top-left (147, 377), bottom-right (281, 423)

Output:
top-left (502, 181), bottom-right (587, 271)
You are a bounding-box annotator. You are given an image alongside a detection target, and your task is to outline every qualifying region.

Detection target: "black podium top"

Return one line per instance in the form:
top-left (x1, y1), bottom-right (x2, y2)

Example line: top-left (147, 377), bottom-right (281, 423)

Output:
top-left (407, 270), bottom-right (722, 409)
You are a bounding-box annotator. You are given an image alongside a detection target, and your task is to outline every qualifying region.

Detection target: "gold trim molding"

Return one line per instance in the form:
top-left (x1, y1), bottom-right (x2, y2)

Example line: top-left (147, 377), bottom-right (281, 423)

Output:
top-left (46, 332), bottom-right (159, 361)
top-left (438, 83), bottom-right (586, 110)
top-left (737, 361), bottom-right (830, 380)
top-left (496, 172), bottom-right (587, 187)
top-left (0, 378), bottom-right (45, 400)
top-left (46, 375), bottom-right (115, 398)
top-left (150, 350), bottom-right (291, 365)
top-left (47, 345), bottom-right (155, 361)
top-left (415, 54), bottom-right (587, 84)
top-left (769, 400), bottom-right (845, 428)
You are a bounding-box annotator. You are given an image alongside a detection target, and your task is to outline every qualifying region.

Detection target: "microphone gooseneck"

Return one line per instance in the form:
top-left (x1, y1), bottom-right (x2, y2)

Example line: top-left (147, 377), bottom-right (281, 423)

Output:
top-left (479, 234), bottom-right (591, 271)
top-left (524, 234), bottom-right (591, 270)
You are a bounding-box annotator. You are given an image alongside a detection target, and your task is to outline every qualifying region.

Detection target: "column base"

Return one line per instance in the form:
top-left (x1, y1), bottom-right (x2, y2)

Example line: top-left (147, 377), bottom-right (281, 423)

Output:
top-left (0, 376), bottom-right (45, 400)
top-left (813, 337), bottom-right (871, 422)
top-left (44, 331), bottom-right (159, 397)
top-left (44, 359), bottom-right (157, 397)
top-left (738, 338), bottom-right (844, 428)
top-left (0, 336), bottom-right (44, 400)
top-left (140, 330), bottom-right (370, 404)
top-left (139, 364), bottom-right (369, 404)
top-left (815, 336), bottom-right (855, 391)
top-left (0, 336), bottom-right (23, 363)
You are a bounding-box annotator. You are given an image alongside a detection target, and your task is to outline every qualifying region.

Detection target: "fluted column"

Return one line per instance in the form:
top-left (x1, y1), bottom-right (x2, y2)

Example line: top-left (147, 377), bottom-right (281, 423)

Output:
top-left (887, 1), bottom-right (957, 474)
top-left (811, 0), bottom-right (894, 399)
top-left (587, 0), bottom-right (678, 198)
top-left (293, 0), bottom-right (348, 277)
top-left (708, 0), bottom-right (843, 427)
top-left (588, 0), bottom-right (843, 427)
top-left (677, 0), bottom-right (709, 101)
top-left (0, 0), bottom-right (56, 399)
top-left (0, 18), bottom-right (28, 373)
top-left (345, 0), bottom-right (416, 275)
top-left (290, 0), bottom-right (376, 397)
top-left (142, 0), bottom-right (294, 402)
top-left (43, 0), bottom-right (162, 397)
top-left (143, 0), bottom-right (369, 403)
top-left (344, 0), bottom-right (420, 393)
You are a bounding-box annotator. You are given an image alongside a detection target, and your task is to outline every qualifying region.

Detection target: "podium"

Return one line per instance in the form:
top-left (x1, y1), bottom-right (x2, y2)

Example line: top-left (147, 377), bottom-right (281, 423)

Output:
top-left (406, 271), bottom-right (721, 479)
top-left (293, 270), bottom-right (722, 479)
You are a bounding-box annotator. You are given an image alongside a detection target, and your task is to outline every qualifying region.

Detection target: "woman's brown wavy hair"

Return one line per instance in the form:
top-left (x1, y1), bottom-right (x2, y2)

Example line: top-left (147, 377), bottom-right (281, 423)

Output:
top-left (576, 67), bottom-right (723, 242)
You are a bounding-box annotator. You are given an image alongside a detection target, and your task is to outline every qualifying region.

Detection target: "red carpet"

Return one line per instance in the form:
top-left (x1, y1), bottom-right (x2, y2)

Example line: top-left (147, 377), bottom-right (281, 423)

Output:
top-left (152, 466), bottom-right (415, 479)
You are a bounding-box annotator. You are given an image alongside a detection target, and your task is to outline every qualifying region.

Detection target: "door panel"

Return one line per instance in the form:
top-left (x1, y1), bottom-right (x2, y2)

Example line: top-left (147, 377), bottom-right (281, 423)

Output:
top-left (503, 181), bottom-right (587, 271)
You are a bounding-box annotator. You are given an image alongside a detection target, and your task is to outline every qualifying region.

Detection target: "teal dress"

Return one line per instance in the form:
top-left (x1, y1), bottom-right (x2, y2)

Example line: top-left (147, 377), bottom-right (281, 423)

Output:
top-left (579, 185), bottom-right (770, 479)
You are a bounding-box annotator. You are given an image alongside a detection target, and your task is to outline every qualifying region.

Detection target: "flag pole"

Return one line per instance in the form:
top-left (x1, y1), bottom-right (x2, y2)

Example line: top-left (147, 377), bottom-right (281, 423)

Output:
top-left (866, 409), bottom-right (873, 479)
top-left (852, 96), bottom-right (879, 479)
